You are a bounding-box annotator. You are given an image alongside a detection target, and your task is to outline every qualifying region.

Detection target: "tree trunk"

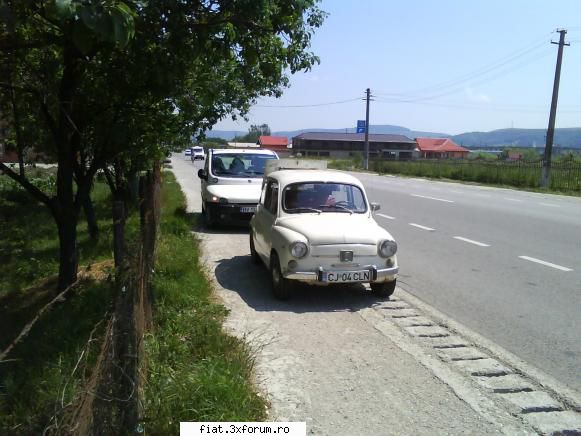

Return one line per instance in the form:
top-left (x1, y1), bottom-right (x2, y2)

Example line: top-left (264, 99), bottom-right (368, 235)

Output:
top-left (82, 193), bottom-right (99, 241)
top-left (56, 211), bottom-right (79, 291)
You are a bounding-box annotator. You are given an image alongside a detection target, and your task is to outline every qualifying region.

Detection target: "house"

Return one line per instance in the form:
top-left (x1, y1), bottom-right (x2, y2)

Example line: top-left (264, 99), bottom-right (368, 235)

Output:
top-left (257, 135), bottom-right (291, 157)
top-left (291, 132), bottom-right (417, 160)
top-left (416, 138), bottom-right (470, 159)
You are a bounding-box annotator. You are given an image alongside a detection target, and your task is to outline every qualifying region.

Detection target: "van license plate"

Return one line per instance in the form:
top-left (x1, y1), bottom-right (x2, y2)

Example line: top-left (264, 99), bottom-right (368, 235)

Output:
top-left (240, 207), bottom-right (256, 213)
top-left (323, 270), bottom-right (371, 283)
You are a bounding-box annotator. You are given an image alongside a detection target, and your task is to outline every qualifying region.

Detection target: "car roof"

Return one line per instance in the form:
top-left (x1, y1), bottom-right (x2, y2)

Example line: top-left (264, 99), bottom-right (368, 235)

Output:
top-left (268, 169), bottom-right (364, 188)
top-left (211, 148), bottom-right (277, 156)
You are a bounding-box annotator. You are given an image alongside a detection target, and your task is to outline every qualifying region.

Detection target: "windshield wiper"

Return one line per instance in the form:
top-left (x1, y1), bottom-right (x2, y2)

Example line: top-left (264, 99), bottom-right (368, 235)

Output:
top-left (322, 204), bottom-right (353, 214)
top-left (286, 207), bottom-right (322, 214)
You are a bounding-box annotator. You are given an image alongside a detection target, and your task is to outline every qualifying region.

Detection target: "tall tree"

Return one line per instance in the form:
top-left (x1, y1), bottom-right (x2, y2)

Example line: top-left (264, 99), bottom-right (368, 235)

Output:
top-left (0, 0), bottom-right (326, 290)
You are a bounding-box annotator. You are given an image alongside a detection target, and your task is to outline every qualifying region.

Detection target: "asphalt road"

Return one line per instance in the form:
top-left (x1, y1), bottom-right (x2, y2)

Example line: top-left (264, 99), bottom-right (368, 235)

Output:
top-left (351, 171), bottom-right (581, 392)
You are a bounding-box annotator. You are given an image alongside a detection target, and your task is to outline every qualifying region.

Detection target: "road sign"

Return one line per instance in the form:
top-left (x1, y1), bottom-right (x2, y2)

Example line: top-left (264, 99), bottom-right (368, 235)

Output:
top-left (356, 120), bottom-right (366, 133)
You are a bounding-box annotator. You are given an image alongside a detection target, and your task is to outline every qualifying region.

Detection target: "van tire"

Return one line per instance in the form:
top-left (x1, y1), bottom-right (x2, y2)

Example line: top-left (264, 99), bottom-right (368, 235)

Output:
top-left (204, 202), bottom-right (216, 228)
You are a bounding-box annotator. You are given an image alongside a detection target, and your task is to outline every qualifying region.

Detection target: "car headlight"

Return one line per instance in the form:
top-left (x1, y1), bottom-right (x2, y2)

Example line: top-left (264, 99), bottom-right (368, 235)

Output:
top-left (290, 241), bottom-right (308, 259)
top-left (378, 240), bottom-right (397, 258)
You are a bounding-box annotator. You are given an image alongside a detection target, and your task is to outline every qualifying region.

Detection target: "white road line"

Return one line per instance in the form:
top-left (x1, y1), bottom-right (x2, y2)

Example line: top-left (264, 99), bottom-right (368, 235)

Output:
top-left (504, 198), bottom-right (523, 202)
top-left (377, 213), bottom-right (396, 220)
top-left (451, 190), bottom-right (463, 194)
top-left (518, 256), bottom-right (573, 272)
top-left (409, 223), bottom-right (435, 231)
top-left (539, 203), bottom-right (560, 208)
top-left (410, 194), bottom-right (454, 203)
top-left (453, 236), bottom-right (490, 247)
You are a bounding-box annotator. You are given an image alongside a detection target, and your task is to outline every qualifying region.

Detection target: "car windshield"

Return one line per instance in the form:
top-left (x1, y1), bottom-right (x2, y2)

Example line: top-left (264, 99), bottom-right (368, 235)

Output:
top-left (210, 153), bottom-right (277, 177)
top-left (283, 182), bottom-right (367, 213)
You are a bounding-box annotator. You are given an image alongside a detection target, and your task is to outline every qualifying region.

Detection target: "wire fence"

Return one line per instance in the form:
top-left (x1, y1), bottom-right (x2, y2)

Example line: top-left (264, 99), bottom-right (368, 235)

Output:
top-left (370, 159), bottom-right (581, 191)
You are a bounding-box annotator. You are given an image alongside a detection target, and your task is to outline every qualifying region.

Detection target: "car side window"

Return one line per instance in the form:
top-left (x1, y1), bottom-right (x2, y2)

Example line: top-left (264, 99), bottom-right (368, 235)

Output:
top-left (263, 180), bottom-right (278, 215)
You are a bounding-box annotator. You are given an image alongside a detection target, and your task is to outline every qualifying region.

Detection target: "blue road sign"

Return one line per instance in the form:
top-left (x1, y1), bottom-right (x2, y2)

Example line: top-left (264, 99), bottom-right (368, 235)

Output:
top-left (356, 120), bottom-right (366, 133)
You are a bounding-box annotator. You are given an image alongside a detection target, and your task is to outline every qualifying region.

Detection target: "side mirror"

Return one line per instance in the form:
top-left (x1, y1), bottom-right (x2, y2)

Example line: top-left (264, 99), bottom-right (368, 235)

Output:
top-left (197, 169), bottom-right (207, 180)
top-left (370, 202), bottom-right (381, 212)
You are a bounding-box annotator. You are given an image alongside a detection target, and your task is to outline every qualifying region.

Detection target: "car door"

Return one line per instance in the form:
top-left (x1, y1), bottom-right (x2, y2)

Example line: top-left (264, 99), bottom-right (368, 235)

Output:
top-left (253, 179), bottom-right (279, 260)
top-left (200, 152), bottom-right (210, 202)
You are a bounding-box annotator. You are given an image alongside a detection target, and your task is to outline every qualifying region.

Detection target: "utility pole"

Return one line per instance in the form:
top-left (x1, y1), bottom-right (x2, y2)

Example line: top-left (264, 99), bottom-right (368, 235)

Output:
top-left (542, 29), bottom-right (569, 188)
top-left (364, 88), bottom-right (371, 170)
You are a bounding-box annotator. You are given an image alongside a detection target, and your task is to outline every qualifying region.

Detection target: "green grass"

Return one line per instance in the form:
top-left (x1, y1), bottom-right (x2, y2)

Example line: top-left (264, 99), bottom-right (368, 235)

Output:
top-left (0, 169), bottom-right (266, 433)
top-left (0, 169), bottom-right (115, 296)
top-left (0, 271), bottom-right (115, 433)
top-left (143, 173), bottom-right (267, 433)
top-left (0, 168), bottom-right (136, 434)
top-left (327, 158), bottom-right (581, 194)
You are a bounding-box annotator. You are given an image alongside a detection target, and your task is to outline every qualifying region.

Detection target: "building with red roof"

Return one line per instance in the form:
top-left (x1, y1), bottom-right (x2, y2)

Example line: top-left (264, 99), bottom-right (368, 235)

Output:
top-left (258, 135), bottom-right (291, 156)
top-left (416, 138), bottom-right (470, 159)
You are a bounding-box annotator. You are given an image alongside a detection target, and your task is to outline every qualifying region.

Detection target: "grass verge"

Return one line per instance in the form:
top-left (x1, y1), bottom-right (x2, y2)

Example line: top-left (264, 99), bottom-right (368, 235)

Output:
top-left (143, 173), bottom-right (267, 433)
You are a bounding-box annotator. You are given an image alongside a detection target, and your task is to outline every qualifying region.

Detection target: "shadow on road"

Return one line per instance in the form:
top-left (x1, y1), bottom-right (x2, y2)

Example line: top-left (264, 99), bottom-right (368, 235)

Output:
top-left (214, 255), bottom-right (382, 314)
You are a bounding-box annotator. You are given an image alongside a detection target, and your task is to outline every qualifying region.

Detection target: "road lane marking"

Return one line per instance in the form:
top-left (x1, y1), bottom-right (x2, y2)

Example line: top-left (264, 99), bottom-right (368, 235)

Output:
top-left (409, 223), bottom-right (435, 231)
top-left (410, 194), bottom-right (454, 203)
top-left (377, 213), bottom-right (396, 220)
top-left (504, 198), bottom-right (523, 202)
top-left (518, 256), bottom-right (573, 272)
top-left (453, 236), bottom-right (490, 247)
top-left (451, 190), bottom-right (463, 194)
top-left (539, 203), bottom-right (560, 208)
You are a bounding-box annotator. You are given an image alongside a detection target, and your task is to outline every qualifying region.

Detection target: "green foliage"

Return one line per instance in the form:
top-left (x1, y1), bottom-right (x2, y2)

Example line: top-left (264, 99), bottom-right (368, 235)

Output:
top-left (370, 159), bottom-right (581, 192)
top-left (1, 0), bottom-right (326, 290)
top-left (233, 124), bottom-right (272, 143)
top-left (144, 173), bottom-right (266, 432)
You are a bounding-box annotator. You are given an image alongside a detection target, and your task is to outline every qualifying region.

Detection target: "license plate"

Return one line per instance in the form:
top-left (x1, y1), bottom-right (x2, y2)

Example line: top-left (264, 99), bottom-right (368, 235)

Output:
top-left (323, 270), bottom-right (371, 283)
top-left (240, 206), bottom-right (256, 213)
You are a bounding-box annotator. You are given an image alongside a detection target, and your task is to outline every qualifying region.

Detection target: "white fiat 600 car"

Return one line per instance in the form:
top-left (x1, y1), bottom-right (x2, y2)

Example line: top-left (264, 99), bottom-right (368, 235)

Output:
top-left (250, 160), bottom-right (398, 300)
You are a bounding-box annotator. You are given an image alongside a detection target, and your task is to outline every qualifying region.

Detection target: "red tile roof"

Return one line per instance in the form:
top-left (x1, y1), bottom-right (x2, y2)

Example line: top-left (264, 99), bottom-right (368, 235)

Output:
top-left (258, 135), bottom-right (289, 147)
top-left (416, 138), bottom-right (469, 153)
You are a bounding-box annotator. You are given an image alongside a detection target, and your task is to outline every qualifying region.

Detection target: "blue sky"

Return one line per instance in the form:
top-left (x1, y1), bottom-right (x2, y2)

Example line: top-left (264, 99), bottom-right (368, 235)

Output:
top-left (214, 0), bottom-right (581, 135)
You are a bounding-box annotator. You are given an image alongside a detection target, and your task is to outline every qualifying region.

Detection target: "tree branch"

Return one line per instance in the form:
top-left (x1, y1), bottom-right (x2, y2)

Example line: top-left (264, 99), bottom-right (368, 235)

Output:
top-left (0, 161), bottom-right (52, 207)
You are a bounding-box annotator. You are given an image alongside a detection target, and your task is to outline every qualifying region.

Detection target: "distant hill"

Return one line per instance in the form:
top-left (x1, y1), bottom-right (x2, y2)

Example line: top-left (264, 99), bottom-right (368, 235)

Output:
top-left (205, 125), bottom-right (581, 149)
top-left (205, 124), bottom-right (448, 141)
top-left (452, 128), bottom-right (581, 149)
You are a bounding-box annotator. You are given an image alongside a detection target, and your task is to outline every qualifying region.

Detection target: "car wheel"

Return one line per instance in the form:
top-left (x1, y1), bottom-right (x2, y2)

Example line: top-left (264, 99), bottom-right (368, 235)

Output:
top-left (204, 202), bottom-right (216, 228)
top-left (249, 232), bottom-right (260, 264)
top-left (371, 280), bottom-right (396, 298)
top-left (270, 252), bottom-right (291, 300)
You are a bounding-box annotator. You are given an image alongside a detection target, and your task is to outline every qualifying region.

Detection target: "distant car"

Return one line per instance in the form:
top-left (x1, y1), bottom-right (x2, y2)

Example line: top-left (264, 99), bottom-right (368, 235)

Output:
top-left (191, 146), bottom-right (205, 161)
top-left (185, 149), bottom-right (192, 157)
top-left (197, 148), bottom-right (279, 226)
top-left (249, 160), bottom-right (398, 300)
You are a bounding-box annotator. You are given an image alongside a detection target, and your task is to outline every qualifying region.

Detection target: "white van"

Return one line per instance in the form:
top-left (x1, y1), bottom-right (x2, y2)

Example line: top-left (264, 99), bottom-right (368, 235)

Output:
top-left (197, 148), bottom-right (279, 226)
top-left (191, 146), bottom-right (205, 161)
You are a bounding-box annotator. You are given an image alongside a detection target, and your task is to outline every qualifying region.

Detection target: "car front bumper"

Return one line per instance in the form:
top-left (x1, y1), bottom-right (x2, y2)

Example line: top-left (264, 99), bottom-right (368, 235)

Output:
top-left (206, 202), bottom-right (256, 225)
top-left (285, 265), bottom-right (399, 282)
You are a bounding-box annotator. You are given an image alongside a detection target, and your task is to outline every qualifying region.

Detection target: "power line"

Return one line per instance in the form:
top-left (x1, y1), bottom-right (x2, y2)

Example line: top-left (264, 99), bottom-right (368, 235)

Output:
top-left (375, 36), bottom-right (551, 99)
top-left (377, 47), bottom-right (554, 103)
top-left (373, 96), bottom-right (581, 113)
top-left (255, 97), bottom-right (361, 108)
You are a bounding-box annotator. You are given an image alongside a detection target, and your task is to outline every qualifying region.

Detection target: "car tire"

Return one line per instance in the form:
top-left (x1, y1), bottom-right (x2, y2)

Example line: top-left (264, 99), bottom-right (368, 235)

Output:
top-left (249, 232), bottom-right (260, 264)
top-left (270, 252), bottom-right (291, 300)
top-left (371, 280), bottom-right (396, 298)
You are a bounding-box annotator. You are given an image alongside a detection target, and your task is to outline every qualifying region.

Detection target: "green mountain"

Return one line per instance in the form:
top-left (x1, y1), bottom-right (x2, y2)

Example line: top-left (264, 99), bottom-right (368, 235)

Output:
top-left (452, 128), bottom-right (581, 149)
